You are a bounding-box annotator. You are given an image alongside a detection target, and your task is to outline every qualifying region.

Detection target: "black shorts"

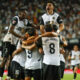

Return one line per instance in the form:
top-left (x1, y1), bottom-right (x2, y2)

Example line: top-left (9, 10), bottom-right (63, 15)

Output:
top-left (2, 42), bottom-right (16, 57)
top-left (60, 61), bottom-right (65, 78)
top-left (72, 65), bottom-right (75, 71)
top-left (25, 69), bottom-right (42, 80)
top-left (10, 61), bottom-right (25, 79)
top-left (43, 63), bottom-right (61, 80)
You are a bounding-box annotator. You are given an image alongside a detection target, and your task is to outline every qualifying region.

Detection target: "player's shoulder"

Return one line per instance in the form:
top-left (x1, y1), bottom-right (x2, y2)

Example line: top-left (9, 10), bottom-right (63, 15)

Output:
top-left (53, 12), bottom-right (59, 17)
top-left (11, 16), bottom-right (19, 25)
top-left (12, 16), bottom-right (19, 20)
top-left (41, 13), bottom-right (48, 18)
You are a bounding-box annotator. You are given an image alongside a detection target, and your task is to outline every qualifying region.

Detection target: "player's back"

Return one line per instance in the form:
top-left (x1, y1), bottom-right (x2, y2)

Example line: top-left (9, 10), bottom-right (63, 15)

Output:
top-left (42, 37), bottom-right (60, 66)
top-left (25, 48), bottom-right (42, 70)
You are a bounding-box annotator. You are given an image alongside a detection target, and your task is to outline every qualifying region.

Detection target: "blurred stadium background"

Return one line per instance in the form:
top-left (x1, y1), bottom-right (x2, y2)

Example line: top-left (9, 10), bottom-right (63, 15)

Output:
top-left (0, 0), bottom-right (80, 80)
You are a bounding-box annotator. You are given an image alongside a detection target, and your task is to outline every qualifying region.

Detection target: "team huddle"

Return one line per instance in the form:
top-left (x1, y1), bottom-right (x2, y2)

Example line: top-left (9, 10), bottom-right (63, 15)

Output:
top-left (1, 1), bottom-right (79, 80)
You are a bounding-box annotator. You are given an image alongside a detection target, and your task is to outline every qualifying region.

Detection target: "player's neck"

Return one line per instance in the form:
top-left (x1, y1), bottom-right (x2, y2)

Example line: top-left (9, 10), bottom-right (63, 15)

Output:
top-left (47, 10), bottom-right (54, 15)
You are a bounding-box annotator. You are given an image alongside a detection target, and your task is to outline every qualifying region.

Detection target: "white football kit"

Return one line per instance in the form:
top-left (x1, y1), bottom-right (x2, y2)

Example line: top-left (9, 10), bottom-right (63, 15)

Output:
top-left (12, 40), bottom-right (26, 67)
top-left (41, 12), bottom-right (63, 27)
top-left (42, 37), bottom-right (60, 66)
top-left (3, 16), bottom-right (29, 45)
top-left (74, 51), bottom-right (80, 65)
top-left (25, 48), bottom-right (42, 70)
top-left (71, 50), bottom-right (76, 66)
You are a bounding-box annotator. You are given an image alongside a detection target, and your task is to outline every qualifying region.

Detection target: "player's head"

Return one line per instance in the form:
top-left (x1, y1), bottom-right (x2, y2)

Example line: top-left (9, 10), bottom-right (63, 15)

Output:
top-left (73, 45), bottom-right (79, 51)
top-left (46, 1), bottom-right (54, 13)
top-left (27, 27), bottom-right (36, 36)
top-left (45, 23), bottom-right (58, 32)
top-left (18, 8), bottom-right (27, 20)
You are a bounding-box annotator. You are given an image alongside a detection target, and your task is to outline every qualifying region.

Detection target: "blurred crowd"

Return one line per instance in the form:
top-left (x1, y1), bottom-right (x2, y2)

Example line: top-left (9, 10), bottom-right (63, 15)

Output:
top-left (0, 0), bottom-right (80, 39)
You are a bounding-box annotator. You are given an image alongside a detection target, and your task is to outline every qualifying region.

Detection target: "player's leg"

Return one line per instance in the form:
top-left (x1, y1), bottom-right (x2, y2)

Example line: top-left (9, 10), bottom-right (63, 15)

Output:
top-left (33, 69), bottom-right (42, 80)
top-left (0, 42), bottom-right (9, 78)
top-left (43, 63), bottom-right (61, 80)
top-left (10, 61), bottom-right (22, 80)
top-left (25, 69), bottom-right (32, 80)
top-left (53, 66), bottom-right (61, 80)
top-left (60, 61), bottom-right (65, 79)
top-left (73, 65), bottom-right (78, 80)
top-left (7, 44), bottom-right (16, 80)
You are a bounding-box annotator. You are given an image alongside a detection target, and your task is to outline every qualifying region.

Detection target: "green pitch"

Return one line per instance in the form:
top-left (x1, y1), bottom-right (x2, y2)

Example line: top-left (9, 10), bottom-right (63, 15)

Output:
top-left (2, 74), bottom-right (80, 80)
top-left (62, 74), bottom-right (80, 80)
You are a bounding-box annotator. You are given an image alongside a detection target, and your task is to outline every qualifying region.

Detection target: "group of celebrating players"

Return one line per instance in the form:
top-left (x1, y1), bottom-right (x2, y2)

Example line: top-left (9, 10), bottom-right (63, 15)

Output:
top-left (0, 1), bottom-right (79, 80)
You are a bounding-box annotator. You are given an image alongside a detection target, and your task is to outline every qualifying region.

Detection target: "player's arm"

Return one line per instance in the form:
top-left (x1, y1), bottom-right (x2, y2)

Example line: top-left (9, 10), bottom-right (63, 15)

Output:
top-left (35, 32), bottom-right (58, 41)
top-left (40, 17), bottom-right (45, 34)
top-left (60, 36), bottom-right (68, 47)
top-left (57, 16), bottom-right (64, 33)
top-left (68, 52), bottom-right (75, 60)
top-left (12, 48), bottom-right (24, 57)
top-left (60, 48), bottom-right (65, 54)
top-left (9, 17), bottom-right (23, 38)
top-left (40, 25), bottom-right (45, 34)
top-left (62, 36), bottom-right (68, 46)
top-left (39, 48), bottom-right (43, 54)
top-left (27, 20), bottom-right (39, 29)
top-left (22, 39), bottom-right (34, 45)
top-left (22, 36), bottom-right (36, 45)
top-left (22, 43), bottom-right (36, 50)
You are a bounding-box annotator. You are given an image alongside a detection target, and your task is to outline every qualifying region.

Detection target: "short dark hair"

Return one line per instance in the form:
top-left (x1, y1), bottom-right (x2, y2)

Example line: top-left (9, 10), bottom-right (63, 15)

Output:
top-left (27, 27), bottom-right (36, 36)
top-left (46, 0), bottom-right (55, 6)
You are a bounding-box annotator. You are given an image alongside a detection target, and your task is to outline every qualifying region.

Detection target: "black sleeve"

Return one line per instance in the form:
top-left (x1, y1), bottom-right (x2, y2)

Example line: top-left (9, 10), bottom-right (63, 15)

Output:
top-left (57, 16), bottom-right (63, 24)
top-left (40, 17), bottom-right (44, 25)
top-left (11, 17), bottom-right (18, 26)
top-left (35, 37), bottom-right (42, 48)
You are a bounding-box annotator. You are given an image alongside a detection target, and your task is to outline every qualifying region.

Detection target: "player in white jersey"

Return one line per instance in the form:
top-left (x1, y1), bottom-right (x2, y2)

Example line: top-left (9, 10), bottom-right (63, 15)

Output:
top-left (0, 8), bottom-right (29, 80)
top-left (22, 28), bottom-right (43, 80)
top-left (10, 40), bottom-right (26, 80)
top-left (68, 45), bottom-right (80, 80)
top-left (35, 24), bottom-right (67, 80)
top-left (40, 1), bottom-right (64, 34)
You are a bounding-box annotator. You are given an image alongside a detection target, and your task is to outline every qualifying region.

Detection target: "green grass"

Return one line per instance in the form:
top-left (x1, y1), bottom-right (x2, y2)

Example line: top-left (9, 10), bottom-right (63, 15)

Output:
top-left (62, 74), bottom-right (80, 80)
top-left (2, 74), bottom-right (80, 80)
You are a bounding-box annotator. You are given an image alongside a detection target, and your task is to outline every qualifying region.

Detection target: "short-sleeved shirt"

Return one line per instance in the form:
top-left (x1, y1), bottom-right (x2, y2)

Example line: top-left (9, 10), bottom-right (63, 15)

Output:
top-left (3, 16), bottom-right (31, 45)
top-left (40, 12), bottom-right (63, 27)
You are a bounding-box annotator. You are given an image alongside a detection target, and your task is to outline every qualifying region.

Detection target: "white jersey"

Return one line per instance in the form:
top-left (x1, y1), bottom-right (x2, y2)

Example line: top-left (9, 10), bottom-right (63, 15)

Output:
top-left (12, 40), bottom-right (26, 67)
top-left (3, 16), bottom-right (29, 45)
top-left (42, 37), bottom-right (60, 66)
top-left (70, 50), bottom-right (76, 66)
top-left (74, 51), bottom-right (80, 64)
top-left (25, 48), bottom-right (42, 70)
top-left (41, 12), bottom-right (62, 27)
top-left (60, 54), bottom-right (65, 63)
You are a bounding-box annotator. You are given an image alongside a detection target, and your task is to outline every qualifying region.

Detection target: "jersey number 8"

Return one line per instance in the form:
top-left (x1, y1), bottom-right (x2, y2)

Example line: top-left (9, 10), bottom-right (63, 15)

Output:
top-left (49, 43), bottom-right (55, 54)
